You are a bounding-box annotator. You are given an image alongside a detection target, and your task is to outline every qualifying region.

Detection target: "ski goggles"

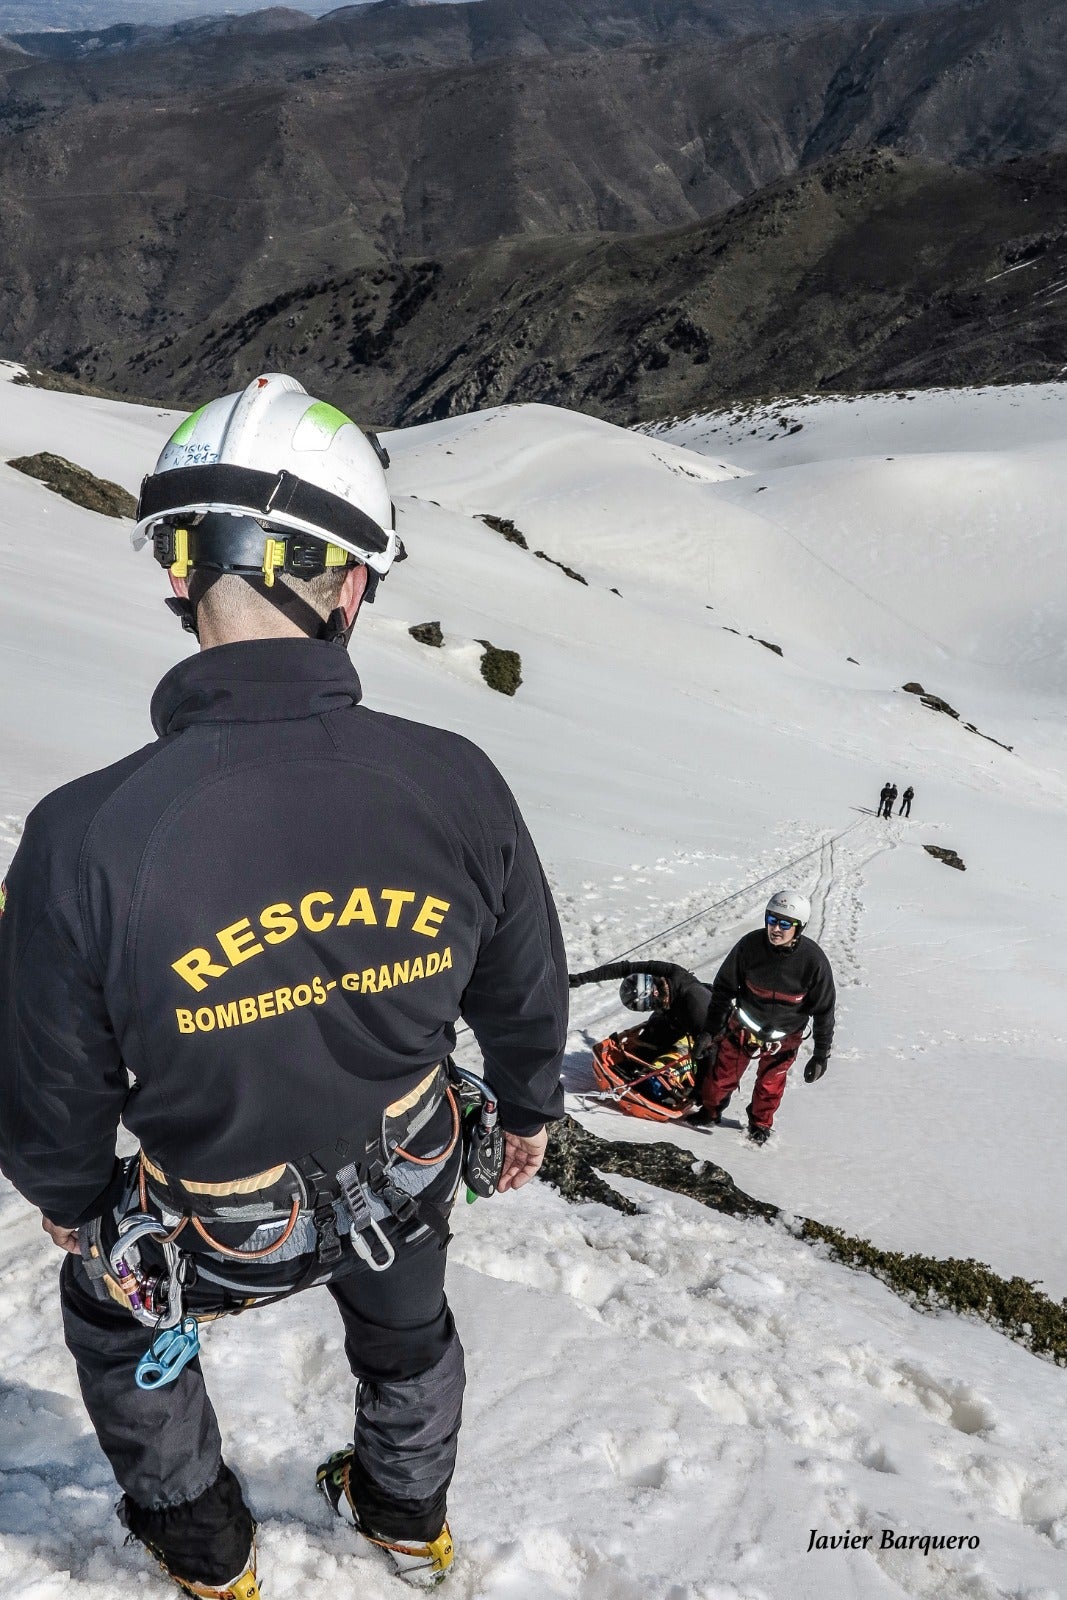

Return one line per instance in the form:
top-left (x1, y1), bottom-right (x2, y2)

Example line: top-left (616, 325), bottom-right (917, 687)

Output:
top-left (765, 915), bottom-right (800, 931)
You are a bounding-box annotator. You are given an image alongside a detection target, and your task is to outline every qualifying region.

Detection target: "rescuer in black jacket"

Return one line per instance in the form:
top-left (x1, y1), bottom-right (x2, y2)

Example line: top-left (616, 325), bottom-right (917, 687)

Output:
top-left (568, 958), bottom-right (711, 1051)
top-left (693, 889), bottom-right (835, 1144)
top-left (0, 376), bottom-right (568, 1598)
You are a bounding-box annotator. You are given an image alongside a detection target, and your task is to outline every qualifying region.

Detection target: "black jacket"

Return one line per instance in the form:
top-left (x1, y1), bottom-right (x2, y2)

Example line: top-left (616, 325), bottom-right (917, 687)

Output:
top-left (0, 640), bottom-right (568, 1226)
top-left (705, 930), bottom-right (835, 1056)
top-left (568, 959), bottom-right (710, 1045)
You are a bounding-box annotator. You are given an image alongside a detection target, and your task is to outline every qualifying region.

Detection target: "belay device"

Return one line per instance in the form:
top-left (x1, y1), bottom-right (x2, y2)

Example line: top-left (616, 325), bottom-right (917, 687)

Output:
top-left (449, 1060), bottom-right (506, 1200)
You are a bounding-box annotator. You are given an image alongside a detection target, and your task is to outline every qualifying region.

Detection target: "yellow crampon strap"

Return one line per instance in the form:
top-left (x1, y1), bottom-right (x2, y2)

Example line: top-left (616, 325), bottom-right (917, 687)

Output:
top-left (160, 1545), bottom-right (259, 1599)
top-left (365, 1524), bottom-right (454, 1582)
top-left (172, 1570), bottom-right (259, 1600)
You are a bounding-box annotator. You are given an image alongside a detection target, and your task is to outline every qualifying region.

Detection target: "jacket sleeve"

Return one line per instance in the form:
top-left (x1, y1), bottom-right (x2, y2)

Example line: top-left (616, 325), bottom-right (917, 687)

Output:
top-left (0, 837), bottom-right (128, 1228)
top-left (705, 940), bottom-right (744, 1035)
top-left (460, 799), bottom-right (569, 1136)
top-left (809, 950), bottom-right (836, 1057)
top-left (568, 958), bottom-right (682, 987)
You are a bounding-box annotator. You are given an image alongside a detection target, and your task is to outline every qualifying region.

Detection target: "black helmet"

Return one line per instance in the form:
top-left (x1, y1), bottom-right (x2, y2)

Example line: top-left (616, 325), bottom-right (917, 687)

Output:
top-left (620, 973), bottom-right (666, 1012)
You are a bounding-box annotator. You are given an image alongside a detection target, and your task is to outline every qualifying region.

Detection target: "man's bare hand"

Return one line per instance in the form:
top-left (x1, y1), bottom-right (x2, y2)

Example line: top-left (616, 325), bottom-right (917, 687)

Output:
top-left (497, 1128), bottom-right (548, 1193)
top-left (41, 1216), bottom-right (80, 1254)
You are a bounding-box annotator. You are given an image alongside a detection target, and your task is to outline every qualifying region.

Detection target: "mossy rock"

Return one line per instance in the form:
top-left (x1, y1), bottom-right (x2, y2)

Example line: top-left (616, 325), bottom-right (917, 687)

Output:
top-left (541, 1116), bottom-right (1065, 1362)
top-left (479, 514), bottom-right (528, 550)
top-left (476, 639), bottom-right (522, 696)
top-left (924, 845), bottom-right (966, 871)
top-left (409, 621), bottom-right (444, 648)
top-left (534, 549), bottom-right (588, 585)
top-left (539, 1115), bottom-right (777, 1222)
top-left (802, 1220), bottom-right (1066, 1365)
top-left (9, 451), bottom-right (136, 518)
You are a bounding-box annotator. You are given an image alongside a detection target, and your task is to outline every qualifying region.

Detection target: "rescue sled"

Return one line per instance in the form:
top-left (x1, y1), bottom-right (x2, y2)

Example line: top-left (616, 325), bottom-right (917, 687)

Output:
top-left (590, 1025), bottom-right (697, 1122)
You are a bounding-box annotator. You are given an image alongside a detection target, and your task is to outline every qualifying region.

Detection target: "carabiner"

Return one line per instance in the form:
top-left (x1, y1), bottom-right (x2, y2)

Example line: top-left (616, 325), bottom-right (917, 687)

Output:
top-left (349, 1215), bottom-right (396, 1273)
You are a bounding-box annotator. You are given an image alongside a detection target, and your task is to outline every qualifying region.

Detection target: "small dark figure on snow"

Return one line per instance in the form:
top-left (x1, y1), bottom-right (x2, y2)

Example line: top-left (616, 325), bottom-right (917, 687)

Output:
top-left (878, 782), bottom-right (893, 819)
top-left (899, 785), bottom-right (914, 818)
top-left (689, 890), bottom-right (835, 1144)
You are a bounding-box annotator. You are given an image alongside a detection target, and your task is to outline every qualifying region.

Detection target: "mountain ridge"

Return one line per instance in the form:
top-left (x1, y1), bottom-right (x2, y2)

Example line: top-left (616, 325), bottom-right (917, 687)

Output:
top-left (61, 150), bottom-right (1067, 424)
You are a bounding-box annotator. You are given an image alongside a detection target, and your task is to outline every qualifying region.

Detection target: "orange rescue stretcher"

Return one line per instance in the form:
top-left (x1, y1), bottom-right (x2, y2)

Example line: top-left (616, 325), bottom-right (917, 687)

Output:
top-left (590, 1025), bottom-right (698, 1122)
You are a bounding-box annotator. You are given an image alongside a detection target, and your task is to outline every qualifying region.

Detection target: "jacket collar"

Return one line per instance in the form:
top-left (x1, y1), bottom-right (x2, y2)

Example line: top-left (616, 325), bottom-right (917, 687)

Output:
top-left (151, 639), bottom-right (363, 735)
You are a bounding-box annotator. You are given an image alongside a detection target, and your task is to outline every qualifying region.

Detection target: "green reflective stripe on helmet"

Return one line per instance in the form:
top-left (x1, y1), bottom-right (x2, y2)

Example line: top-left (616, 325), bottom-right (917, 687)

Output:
top-left (168, 405), bottom-right (208, 448)
top-left (294, 401), bottom-right (354, 451)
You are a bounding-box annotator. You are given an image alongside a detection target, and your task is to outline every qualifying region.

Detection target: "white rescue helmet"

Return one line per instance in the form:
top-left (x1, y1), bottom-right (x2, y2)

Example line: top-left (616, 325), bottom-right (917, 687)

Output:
top-left (765, 889), bottom-right (810, 928)
top-left (132, 374), bottom-right (400, 581)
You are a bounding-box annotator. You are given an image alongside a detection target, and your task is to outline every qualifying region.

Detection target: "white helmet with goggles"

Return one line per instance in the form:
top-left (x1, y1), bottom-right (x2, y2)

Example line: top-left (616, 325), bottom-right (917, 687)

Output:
top-left (765, 889), bottom-right (810, 930)
top-left (132, 375), bottom-right (402, 638)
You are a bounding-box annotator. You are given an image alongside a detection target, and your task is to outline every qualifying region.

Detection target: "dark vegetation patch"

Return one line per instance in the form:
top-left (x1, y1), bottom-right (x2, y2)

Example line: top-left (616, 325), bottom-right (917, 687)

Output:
top-left (902, 683), bottom-right (1013, 753)
top-left (8, 452), bottom-right (136, 518)
top-left (539, 1117), bottom-right (775, 1221)
top-left (924, 845), bottom-right (966, 871)
top-left (409, 621), bottom-right (444, 648)
top-left (542, 1117), bottom-right (1066, 1363)
top-left (801, 1220), bottom-right (1066, 1366)
top-left (535, 550), bottom-right (588, 584)
top-left (479, 514), bottom-right (528, 549)
top-left (476, 640), bottom-right (522, 696)
top-left (12, 365), bottom-right (134, 401)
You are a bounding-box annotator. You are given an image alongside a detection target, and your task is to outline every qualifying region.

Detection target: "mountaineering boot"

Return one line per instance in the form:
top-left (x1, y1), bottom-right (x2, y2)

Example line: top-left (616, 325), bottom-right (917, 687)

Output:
top-left (317, 1447), bottom-right (454, 1587)
top-left (120, 1464), bottom-right (258, 1599)
top-left (144, 1546), bottom-right (259, 1599)
top-left (158, 1555), bottom-right (259, 1593)
top-left (686, 1105), bottom-right (722, 1128)
top-left (747, 1123), bottom-right (771, 1146)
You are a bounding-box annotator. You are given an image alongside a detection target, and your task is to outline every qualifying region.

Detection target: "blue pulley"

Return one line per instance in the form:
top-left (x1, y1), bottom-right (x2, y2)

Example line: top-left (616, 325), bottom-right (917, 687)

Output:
top-left (135, 1317), bottom-right (201, 1390)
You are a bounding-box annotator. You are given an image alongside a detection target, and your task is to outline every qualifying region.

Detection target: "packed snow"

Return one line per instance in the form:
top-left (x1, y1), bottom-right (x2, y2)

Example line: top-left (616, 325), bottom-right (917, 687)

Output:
top-left (0, 365), bottom-right (1065, 1598)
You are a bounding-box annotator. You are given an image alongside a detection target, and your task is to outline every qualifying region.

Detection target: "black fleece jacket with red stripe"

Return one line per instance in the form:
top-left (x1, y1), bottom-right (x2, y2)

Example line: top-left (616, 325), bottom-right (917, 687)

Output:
top-left (705, 930), bottom-right (835, 1056)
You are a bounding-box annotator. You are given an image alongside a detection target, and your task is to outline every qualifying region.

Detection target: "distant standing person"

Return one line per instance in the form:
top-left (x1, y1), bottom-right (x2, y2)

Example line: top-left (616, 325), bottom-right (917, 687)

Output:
top-left (878, 782), bottom-right (893, 819)
top-left (899, 785), bottom-right (914, 818)
top-left (689, 891), bottom-right (835, 1144)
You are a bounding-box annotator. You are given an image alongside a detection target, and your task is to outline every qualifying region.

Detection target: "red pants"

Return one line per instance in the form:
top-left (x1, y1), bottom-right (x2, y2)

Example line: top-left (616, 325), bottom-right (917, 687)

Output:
top-left (701, 1027), bottom-right (805, 1129)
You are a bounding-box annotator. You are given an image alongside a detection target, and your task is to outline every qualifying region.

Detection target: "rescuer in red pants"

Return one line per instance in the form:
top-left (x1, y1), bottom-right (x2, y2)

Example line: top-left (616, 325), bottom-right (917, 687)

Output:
top-left (691, 889), bottom-right (836, 1145)
top-left (707, 1023), bottom-right (807, 1133)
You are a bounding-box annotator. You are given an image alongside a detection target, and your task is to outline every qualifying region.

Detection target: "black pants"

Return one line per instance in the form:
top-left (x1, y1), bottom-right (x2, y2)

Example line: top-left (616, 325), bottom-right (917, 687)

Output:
top-left (900, 799), bottom-right (912, 817)
top-left (60, 1222), bottom-right (464, 1579)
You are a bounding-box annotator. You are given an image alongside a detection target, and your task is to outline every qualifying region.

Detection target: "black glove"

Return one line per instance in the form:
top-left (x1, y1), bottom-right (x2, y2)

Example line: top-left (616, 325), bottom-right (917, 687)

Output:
top-left (803, 1056), bottom-right (828, 1083)
top-left (692, 1031), bottom-right (721, 1062)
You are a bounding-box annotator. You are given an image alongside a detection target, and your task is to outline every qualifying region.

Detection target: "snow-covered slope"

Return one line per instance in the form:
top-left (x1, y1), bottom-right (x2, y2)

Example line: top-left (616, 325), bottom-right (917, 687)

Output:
top-left (1, 366), bottom-right (1065, 1599)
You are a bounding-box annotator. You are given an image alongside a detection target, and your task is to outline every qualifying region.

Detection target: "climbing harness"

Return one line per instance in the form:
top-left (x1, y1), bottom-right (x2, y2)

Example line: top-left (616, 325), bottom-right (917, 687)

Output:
top-left (80, 1064), bottom-right (464, 1387)
top-left (728, 1005), bottom-right (809, 1058)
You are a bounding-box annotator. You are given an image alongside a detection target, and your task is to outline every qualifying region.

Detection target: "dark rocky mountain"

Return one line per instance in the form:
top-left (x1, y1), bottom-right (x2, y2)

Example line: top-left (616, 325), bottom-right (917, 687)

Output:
top-left (2, 0), bottom-right (996, 85)
top-left (67, 151), bottom-right (1067, 425)
top-left (0, 1), bottom-right (327, 28)
top-left (1, 0), bottom-right (1063, 380)
top-left (8, 12), bottom-right (316, 61)
top-left (0, 0), bottom-right (1062, 416)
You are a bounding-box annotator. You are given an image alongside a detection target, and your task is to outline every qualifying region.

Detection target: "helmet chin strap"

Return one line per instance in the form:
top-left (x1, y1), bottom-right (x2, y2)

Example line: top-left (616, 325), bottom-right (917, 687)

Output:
top-left (167, 572), bottom-right (356, 647)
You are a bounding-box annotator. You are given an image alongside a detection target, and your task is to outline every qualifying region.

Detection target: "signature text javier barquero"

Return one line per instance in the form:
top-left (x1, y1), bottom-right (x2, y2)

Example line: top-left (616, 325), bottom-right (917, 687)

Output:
top-left (807, 1529), bottom-right (980, 1554)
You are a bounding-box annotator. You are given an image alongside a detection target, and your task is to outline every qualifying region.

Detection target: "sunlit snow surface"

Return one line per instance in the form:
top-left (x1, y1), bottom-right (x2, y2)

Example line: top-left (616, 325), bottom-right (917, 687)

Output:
top-left (1, 366), bottom-right (1065, 1598)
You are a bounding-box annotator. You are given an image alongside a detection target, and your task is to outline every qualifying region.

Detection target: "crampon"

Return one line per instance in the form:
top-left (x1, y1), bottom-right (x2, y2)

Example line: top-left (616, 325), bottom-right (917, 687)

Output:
top-left (317, 1447), bottom-right (453, 1587)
